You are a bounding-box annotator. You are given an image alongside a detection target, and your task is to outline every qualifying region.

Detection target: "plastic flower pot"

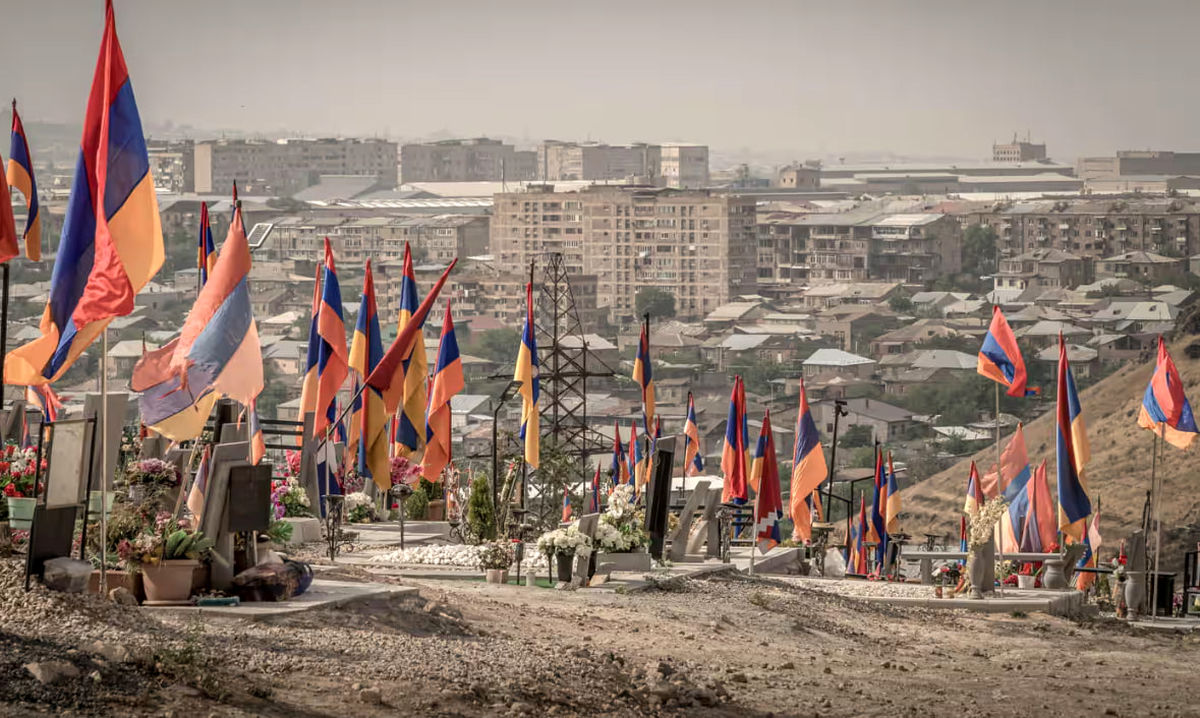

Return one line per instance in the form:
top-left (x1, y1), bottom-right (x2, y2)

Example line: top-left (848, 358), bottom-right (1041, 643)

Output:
top-left (6, 497), bottom-right (35, 531)
top-left (87, 491), bottom-right (115, 522)
top-left (485, 569), bottom-right (509, 584)
top-left (141, 559), bottom-right (201, 603)
top-left (1017, 574), bottom-right (1036, 590)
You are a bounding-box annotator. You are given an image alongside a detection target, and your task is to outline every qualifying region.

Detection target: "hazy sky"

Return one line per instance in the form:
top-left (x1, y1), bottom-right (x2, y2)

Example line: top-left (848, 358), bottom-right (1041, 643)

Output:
top-left (3, 0), bottom-right (1198, 162)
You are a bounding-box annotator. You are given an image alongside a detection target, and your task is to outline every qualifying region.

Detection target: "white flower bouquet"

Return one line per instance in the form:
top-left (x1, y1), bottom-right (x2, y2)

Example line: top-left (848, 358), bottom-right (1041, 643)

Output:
top-left (595, 484), bottom-right (649, 553)
top-left (536, 524), bottom-right (593, 559)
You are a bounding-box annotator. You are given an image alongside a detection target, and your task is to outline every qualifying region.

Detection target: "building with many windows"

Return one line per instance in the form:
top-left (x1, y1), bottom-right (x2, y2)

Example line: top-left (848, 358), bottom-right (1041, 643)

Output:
top-left (192, 137), bottom-right (397, 196)
top-left (537, 141), bottom-right (709, 188)
top-left (490, 185), bottom-right (755, 323)
top-left (400, 138), bottom-right (536, 183)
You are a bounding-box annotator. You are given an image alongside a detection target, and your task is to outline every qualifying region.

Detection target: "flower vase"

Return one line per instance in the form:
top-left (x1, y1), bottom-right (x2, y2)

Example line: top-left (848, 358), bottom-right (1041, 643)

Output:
top-left (142, 559), bottom-right (201, 603)
top-left (427, 500), bottom-right (445, 522)
top-left (966, 551), bottom-right (986, 599)
top-left (6, 497), bottom-right (35, 531)
top-left (485, 569), bottom-right (509, 584)
top-left (555, 553), bottom-right (573, 583)
top-left (1124, 571), bottom-right (1146, 618)
top-left (1042, 559), bottom-right (1066, 589)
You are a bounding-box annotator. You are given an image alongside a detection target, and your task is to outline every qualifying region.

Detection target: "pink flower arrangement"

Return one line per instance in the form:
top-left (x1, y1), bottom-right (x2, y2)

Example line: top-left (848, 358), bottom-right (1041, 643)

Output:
top-left (390, 455), bottom-right (422, 487)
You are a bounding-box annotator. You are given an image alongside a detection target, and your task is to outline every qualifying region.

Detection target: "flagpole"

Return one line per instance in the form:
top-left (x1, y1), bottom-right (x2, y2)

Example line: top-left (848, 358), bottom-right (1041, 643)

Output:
top-left (0, 263), bottom-right (9, 386)
top-left (994, 382), bottom-right (1005, 597)
top-left (99, 327), bottom-right (109, 596)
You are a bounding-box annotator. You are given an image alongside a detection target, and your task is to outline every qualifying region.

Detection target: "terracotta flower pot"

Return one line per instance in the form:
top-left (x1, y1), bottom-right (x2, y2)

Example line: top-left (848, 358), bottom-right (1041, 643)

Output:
top-left (142, 559), bottom-right (201, 603)
top-left (427, 500), bottom-right (446, 522)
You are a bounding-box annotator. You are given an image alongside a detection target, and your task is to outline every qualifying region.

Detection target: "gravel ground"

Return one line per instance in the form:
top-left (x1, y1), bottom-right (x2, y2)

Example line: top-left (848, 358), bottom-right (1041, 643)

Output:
top-left (2, 558), bottom-right (1199, 717)
top-left (780, 576), bottom-right (947, 599)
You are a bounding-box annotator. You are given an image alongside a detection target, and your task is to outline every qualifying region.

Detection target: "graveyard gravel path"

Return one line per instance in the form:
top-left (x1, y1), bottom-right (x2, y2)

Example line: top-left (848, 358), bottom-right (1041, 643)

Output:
top-left (1, 559), bottom-right (1199, 717)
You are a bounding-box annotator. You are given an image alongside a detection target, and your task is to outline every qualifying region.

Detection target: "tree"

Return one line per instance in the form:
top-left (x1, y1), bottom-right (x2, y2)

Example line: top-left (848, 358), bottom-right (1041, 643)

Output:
top-left (635, 287), bottom-right (676, 320)
top-left (839, 424), bottom-right (874, 448)
top-left (466, 473), bottom-right (497, 543)
top-left (962, 224), bottom-right (998, 277)
top-left (468, 328), bottom-right (521, 364)
top-left (888, 294), bottom-right (914, 313)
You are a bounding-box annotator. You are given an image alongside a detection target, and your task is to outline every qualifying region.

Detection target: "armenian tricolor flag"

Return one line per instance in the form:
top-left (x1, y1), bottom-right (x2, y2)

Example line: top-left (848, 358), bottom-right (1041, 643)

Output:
top-left (851, 492), bottom-right (868, 575)
top-left (1137, 335), bottom-right (1198, 449)
top-left (959, 515), bottom-right (968, 566)
top-left (6, 1), bottom-right (164, 386)
top-left (610, 421), bottom-right (629, 488)
top-left (561, 486), bottom-right (572, 523)
top-left (1055, 334), bottom-right (1091, 542)
top-left (7, 99), bottom-right (40, 261)
top-left (750, 410), bottom-right (783, 554)
top-left (633, 320), bottom-right (655, 436)
top-left (990, 422), bottom-right (1032, 501)
top-left (296, 265), bottom-right (322, 443)
top-left (789, 378), bottom-right (827, 540)
top-left (683, 391), bottom-right (704, 476)
top-left (868, 447), bottom-right (888, 564)
top-left (313, 238), bottom-right (349, 439)
top-left (197, 202), bottom-right (216, 287)
top-left (348, 261), bottom-right (388, 489)
top-left (187, 444), bottom-right (212, 520)
top-left (423, 301), bottom-right (463, 483)
top-left (133, 200), bottom-right (261, 440)
top-left (589, 463), bottom-right (601, 513)
top-left (963, 461), bottom-right (984, 515)
top-left (25, 384), bottom-right (63, 423)
top-left (1020, 460), bottom-right (1056, 553)
top-left (720, 376), bottom-right (749, 505)
top-left (977, 305), bottom-right (1034, 397)
top-left (0, 142), bottom-right (15, 264)
top-left (248, 400), bottom-right (265, 466)
top-left (628, 420), bottom-right (644, 489)
top-left (885, 451), bottom-right (901, 535)
top-left (394, 244), bottom-right (429, 456)
top-left (514, 282), bottom-right (540, 468)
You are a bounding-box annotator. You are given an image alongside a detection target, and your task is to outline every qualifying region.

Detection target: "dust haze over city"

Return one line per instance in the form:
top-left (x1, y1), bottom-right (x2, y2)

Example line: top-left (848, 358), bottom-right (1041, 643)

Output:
top-left (4, 1), bottom-right (1200, 717)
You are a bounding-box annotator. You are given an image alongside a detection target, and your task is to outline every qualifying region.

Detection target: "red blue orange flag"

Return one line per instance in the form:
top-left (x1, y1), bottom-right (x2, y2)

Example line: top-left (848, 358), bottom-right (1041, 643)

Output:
top-left (395, 244), bottom-right (429, 456)
top-left (1075, 508), bottom-right (1102, 592)
top-left (986, 422), bottom-right (1032, 501)
top-left (187, 445), bottom-right (212, 520)
top-left (7, 99), bottom-right (41, 261)
top-left (852, 492), bottom-right (869, 575)
top-left (1018, 460), bottom-right (1056, 552)
top-left (296, 265), bottom-right (322, 443)
top-left (197, 202), bottom-right (216, 287)
top-left (977, 306), bottom-right (1034, 397)
top-left (423, 301), bottom-right (464, 483)
top-left (1055, 334), bottom-right (1091, 542)
top-left (750, 410), bottom-right (783, 554)
top-left (610, 421), bottom-right (629, 487)
top-left (963, 460), bottom-right (984, 515)
top-left (313, 238), bottom-right (349, 439)
top-left (25, 384), bottom-right (63, 423)
top-left (683, 391), bottom-right (704, 476)
top-left (628, 420), bottom-right (643, 490)
top-left (790, 377), bottom-right (826, 540)
top-left (133, 201), bottom-right (261, 440)
top-left (514, 282), bottom-right (540, 468)
top-left (1137, 336), bottom-right (1198, 449)
top-left (6, 1), bottom-right (164, 385)
top-left (0, 141), bottom-right (16, 264)
top-left (720, 376), bottom-right (749, 505)
top-left (349, 261), bottom-right (388, 489)
top-left (885, 451), bottom-right (901, 535)
top-left (590, 463), bottom-right (601, 513)
top-left (248, 399), bottom-right (265, 466)
top-left (867, 446), bottom-right (887, 563)
top-left (561, 486), bottom-right (573, 523)
top-left (633, 320), bottom-right (655, 436)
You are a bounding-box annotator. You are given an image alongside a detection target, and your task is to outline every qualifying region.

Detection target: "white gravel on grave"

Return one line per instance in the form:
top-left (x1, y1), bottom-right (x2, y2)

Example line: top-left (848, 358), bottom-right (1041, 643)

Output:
top-left (784, 577), bottom-right (939, 599)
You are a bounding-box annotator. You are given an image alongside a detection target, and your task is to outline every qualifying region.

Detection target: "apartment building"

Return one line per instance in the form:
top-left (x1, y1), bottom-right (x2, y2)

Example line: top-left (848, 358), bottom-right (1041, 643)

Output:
top-left (490, 186), bottom-right (756, 323)
top-left (146, 139), bottom-right (194, 192)
top-left (963, 198), bottom-right (1200, 261)
top-left (193, 138), bottom-right (398, 196)
top-left (992, 248), bottom-right (1093, 293)
top-left (267, 214), bottom-right (489, 268)
top-left (537, 141), bottom-right (709, 188)
top-left (756, 209), bottom-right (961, 286)
top-left (400, 138), bottom-right (537, 183)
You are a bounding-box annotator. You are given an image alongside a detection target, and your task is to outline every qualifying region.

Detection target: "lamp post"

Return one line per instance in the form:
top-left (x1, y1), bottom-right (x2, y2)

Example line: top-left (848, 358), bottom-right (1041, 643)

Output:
top-left (491, 380), bottom-right (523, 513)
top-left (823, 399), bottom-right (849, 520)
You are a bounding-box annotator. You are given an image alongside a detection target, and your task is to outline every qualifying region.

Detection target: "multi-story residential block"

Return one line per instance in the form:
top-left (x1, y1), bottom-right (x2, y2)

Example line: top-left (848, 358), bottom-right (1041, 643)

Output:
top-left (146, 139), bottom-right (194, 192)
top-left (993, 248), bottom-right (1092, 293)
top-left (962, 198), bottom-right (1200, 262)
top-left (193, 138), bottom-right (398, 196)
top-left (490, 185), bottom-right (756, 323)
top-left (537, 141), bottom-right (709, 188)
top-left (993, 136), bottom-right (1047, 163)
top-left (400, 138), bottom-right (536, 183)
top-left (756, 210), bottom-right (961, 286)
top-left (267, 214), bottom-right (489, 269)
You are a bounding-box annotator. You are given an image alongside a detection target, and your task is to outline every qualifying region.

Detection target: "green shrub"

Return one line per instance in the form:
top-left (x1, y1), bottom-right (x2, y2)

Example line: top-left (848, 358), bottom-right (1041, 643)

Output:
top-left (466, 474), bottom-right (496, 542)
top-left (405, 486), bottom-right (429, 520)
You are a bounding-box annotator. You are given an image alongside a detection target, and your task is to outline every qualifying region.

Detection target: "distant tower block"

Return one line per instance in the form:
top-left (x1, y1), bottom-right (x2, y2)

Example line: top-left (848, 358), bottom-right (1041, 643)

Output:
top-left (993, 134), bottom-right (1047, 163)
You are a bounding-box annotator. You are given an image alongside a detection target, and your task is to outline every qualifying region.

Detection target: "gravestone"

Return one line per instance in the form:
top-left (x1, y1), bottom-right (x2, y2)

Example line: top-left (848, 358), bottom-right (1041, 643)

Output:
top-left (43, 420), bottom-right (91, 510)
top-left (1127, 530), bottom-right (1147, 572)
top-left (139, 435), bottom-right (169, 460)
top-left (0, 401), bottom-right (26, 444)
top-left (198, 441), bottom-right (253, 590)
top-left (687, 487), bottom-right (725, 557)
top-left (83, 393), bottom-right (128, 491)
top-left (298, 412), bottom-right (320, 512)
top-left (645, 437), bottom-right (675, 561)
top-left (571, 513), bottom-right (600, 587)
top-left (667, 480), bottom-right (710, 563)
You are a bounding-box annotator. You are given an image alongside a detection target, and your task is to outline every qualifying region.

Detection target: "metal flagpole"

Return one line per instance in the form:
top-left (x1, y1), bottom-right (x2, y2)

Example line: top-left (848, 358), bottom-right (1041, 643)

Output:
top-left (994, 383), bottom-right (1004, 597)
top-left (1, 263), bottom-right (9, 385)
top-left (99, 328), bottom-right (109, 596)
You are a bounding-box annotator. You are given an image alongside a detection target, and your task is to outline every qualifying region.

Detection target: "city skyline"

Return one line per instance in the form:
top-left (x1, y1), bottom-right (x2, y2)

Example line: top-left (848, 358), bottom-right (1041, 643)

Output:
top-left (3, 0), bottom-right (1200, 163)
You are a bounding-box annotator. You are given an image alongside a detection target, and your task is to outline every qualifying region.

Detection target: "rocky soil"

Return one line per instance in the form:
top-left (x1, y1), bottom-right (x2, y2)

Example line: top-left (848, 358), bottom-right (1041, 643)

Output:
top-left (1, 560), bottom-right (1199, 717)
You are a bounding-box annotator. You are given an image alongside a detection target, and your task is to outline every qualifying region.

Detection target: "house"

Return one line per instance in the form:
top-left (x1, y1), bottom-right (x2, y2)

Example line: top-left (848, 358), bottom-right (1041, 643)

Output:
top-left (809, 397), bottom-right (917, 443)
top-left (814, 305), bottom-right (898, 352)
top-left (1017, 320), bottom-right (1092, 348)
top-left (909, 349), bottom-right (976, 372)
top-left (1035, 344), bottom-right (1099, 378)
top-left (702, 301), bottom-right (767, 330)
top-left (800, 282), bottom-right (901, 311)
top-left (884, 367), bottom-right (957, 397)
top-left (1087, 334), bottom-right (1154, 363)
top-left (1096, 251), bottom-right (1185, 282)
top-left (802, 348), bottom-right (876, 379)
top-left (869, 319), bottom-right (964, 357)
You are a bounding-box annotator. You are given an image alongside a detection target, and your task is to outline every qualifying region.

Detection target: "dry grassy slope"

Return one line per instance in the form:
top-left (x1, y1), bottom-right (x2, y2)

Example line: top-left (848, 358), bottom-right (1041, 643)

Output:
top-left (901, 335), bottom-right (1200, 559)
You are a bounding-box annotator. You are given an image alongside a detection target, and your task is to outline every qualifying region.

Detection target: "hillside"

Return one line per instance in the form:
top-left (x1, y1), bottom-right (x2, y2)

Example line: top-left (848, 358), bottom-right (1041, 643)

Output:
top-left (900, 332), bottom-right (1200, 565)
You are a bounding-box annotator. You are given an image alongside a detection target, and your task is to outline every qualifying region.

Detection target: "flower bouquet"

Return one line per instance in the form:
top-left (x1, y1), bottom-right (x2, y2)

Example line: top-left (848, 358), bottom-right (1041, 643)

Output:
top-left (344, 491), bottom-right (375, 523)
top-left (595, 484), bottom-right (649, 554)
top-left (536, 525), bottom-right (593, 559)
top-left (124, 513), bottom-right (215, 603)
top-left (478, 540), bottom-right (515, 583)
top-left (0, 444), bottom-right (42, 528)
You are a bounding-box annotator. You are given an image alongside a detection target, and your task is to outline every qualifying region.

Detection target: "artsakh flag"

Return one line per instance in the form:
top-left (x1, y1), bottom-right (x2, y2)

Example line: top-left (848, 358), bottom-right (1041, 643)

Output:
top-left (1137, 335), bottom-right (1198, 449)
top-left (750, 410), bottom-right (783, 554)
top-left (7, 99), bottom-right (41, 261)
top-left (633, 321), bottom-right (655, 436)
top-left (683, 391), bottom-right (704, 476)
top-left (6, 0), bottom-right (164, 385)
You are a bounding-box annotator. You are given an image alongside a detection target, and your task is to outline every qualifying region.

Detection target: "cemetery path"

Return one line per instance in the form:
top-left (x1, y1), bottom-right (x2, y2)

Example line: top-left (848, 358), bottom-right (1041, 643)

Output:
top-left (2, 559), bottom-right (1199, 717)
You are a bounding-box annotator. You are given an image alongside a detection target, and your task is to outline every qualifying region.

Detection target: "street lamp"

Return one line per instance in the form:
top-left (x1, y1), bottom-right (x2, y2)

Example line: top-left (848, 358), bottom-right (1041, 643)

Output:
top-left (823, 399), bottom-right (849, 517)
top-left (491, 380), bottom-right (523, 512)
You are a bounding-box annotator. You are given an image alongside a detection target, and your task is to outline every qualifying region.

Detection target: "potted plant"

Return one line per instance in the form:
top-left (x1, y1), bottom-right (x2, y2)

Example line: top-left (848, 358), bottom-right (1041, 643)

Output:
top-left (0, 444), bottom-right (40, 531)
top-left (536, 524), bottom-right (593, 582)
top-left (133, 515), bottom-right (214, 603)
top-left (478, 541), bottom-right (515, 584)
top-left (123, 458), bottom-right (181, 506)
top-left (592, 484), bottom-right (651, 572)
top-left (344, 492), bottom-right (376, 524)
top-left (1016, 562), bottom-right (1037, 589)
